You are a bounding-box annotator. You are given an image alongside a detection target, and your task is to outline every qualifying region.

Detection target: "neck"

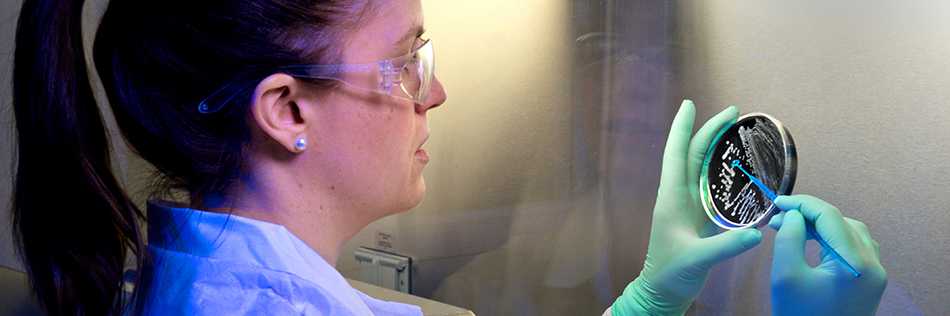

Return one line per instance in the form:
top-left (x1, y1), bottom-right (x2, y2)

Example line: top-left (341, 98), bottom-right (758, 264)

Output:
top-left (199, 173), bottom-right (370, 267)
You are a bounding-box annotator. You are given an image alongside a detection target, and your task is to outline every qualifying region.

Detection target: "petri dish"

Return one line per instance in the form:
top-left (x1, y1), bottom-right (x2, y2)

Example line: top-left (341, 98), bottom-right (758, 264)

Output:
top-left (700, 113), bottom-right (797, 230)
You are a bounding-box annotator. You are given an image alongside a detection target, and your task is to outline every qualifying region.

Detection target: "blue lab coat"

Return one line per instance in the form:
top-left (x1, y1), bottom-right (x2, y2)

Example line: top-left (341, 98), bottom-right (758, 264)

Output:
top-left (136, 200), bottom-right (422, 315)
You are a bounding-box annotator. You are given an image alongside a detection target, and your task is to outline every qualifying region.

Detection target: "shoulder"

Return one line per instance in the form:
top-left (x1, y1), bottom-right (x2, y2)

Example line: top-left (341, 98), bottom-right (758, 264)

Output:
top-left (139, 248), bottom-right (356, 315)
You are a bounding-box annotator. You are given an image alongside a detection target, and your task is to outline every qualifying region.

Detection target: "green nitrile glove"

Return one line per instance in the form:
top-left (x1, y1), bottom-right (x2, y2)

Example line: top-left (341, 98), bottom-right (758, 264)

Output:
top-left (768, 195), bottom-right (887, 316)
top-left (611, 100), bottom-right (763, 316)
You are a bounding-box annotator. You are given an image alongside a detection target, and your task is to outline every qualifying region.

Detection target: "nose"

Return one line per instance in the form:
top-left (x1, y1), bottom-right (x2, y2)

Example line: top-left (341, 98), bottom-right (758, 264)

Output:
top-left (417, 75), bottom-right (447, 113)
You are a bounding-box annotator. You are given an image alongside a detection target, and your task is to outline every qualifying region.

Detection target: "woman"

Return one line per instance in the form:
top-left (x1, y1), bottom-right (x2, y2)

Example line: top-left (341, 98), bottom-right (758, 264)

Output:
top-left (11, 0), bottom-right (886, 315)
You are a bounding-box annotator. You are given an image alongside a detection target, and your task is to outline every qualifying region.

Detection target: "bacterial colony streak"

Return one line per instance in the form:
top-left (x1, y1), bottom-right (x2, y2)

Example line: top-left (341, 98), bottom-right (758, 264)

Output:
top-left (712, 127), bottom-right (770, 225)
top-left (712, 140), bottom-right (740, 202)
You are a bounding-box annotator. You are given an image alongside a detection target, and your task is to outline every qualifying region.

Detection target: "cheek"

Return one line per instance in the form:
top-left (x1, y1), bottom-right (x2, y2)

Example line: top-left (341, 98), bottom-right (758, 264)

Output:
top-left (362, 110), bottom-right (415, 168)
top-left (319, 106), bottom-right (416, 198)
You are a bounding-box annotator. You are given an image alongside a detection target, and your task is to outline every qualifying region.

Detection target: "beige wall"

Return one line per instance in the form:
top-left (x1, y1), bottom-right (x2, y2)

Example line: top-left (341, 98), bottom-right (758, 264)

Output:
top-left (676, 1), bottom-right (948, 315)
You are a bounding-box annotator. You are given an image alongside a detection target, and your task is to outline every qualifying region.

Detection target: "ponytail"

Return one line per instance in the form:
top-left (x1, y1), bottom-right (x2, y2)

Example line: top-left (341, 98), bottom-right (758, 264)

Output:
top-left (11, 0), bottom-right (145, 314)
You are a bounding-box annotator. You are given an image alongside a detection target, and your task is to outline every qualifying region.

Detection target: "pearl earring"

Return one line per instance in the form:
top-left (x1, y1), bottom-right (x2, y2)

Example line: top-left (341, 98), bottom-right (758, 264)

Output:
top-left (294, 137), bottom-right (307, 152)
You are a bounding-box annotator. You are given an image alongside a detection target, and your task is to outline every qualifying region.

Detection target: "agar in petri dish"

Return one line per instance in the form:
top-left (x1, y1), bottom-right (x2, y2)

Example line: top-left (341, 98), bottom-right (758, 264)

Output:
top-left (700, 113), bottom-right (797, 230)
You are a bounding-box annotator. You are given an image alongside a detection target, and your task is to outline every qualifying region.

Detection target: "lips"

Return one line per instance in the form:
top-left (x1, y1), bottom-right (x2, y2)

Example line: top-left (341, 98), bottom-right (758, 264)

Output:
top-left (415, 148), bottom-right (430, 162)
top-left (415, 134), bottom-right (430, 162)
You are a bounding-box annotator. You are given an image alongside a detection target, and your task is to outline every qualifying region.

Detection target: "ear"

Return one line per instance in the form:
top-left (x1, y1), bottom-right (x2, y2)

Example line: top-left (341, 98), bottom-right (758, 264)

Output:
top-left (249, 73), bottom-right (311, 154)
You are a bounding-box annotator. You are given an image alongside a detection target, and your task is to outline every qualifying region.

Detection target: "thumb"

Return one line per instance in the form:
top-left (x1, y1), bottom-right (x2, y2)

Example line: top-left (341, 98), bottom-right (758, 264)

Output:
top-left (772, 210), bottom-right (809, 278)
top-left (692, 228), bottom-right (762, 269)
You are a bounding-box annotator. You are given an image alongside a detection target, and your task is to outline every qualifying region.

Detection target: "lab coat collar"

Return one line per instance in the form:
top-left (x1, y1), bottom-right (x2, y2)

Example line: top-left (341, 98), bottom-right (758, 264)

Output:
top-left (146, 200), bottom-right (380, 314)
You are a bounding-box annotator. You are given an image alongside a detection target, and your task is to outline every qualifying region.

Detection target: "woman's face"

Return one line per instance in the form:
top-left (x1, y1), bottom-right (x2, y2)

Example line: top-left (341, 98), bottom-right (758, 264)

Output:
top-left (301, 0), bottom-right (446, 216)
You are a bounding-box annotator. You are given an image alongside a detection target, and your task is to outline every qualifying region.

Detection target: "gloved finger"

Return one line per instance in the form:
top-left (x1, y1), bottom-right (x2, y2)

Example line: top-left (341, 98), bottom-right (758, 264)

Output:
top-left (691, 228), bottom-right (762, 270)
top-left (773, 195), bottom-right (863, 260)
top-left (658, 100), bottom-right (696, 192)
top-left (686, 105), bottom-right (739, 201)
top-left (767, 213), bottom-right (818, 240)
top-left (844, 217), bottom-right (871, 244)
top-left (772, 210), bottom-right (809, 278)
top-left (698, 220), bottom-right (721, 239)
top-left (871, 238), bottom-right (880, 259)
top-left (845, 217), bottom-right (881, 260)
top-left (844, 217), bottom-right (870, 237)
top-left (768, 212), bottom-right (785, 230)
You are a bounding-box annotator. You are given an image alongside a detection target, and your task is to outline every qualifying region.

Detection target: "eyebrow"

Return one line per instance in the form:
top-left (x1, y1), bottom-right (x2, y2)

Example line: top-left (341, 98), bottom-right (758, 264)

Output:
top-left (395, 25), bottom-right (425, 46)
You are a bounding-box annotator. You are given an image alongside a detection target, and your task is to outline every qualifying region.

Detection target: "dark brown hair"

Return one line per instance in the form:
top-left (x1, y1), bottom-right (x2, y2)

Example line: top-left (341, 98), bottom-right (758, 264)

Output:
top-left (11, 0), bottom-right (370, 314)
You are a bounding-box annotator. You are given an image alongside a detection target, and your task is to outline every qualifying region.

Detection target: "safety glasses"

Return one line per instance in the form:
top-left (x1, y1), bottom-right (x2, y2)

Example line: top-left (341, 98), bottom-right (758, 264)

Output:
top-left (198, 39), bottom-right (434, 114)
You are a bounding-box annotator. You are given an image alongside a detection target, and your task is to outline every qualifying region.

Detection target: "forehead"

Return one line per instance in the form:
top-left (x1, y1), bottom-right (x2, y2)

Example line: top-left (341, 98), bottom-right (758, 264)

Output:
top-left (342, 0), bottom-right (423, 62)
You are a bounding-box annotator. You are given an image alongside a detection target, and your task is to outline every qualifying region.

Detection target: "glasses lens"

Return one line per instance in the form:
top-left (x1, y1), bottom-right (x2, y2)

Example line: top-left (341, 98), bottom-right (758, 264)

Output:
top-left (399, 58), bottom-right (422, 100)
top-left (399, 40), bottom-right (433, 104)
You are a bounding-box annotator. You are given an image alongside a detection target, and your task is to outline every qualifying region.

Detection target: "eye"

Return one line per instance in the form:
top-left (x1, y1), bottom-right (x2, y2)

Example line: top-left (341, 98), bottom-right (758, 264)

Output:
top-left (402, 48), bottom-right (422, 72)
top-left (412, 37), bottom-right (428, 51)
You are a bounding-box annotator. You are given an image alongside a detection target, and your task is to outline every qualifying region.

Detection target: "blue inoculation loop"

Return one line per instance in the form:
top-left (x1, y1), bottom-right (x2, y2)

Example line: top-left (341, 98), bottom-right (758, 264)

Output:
top-left (731, 160), bottom-right (777, 201)
top-left (730, 159), bottom-right (862, 278)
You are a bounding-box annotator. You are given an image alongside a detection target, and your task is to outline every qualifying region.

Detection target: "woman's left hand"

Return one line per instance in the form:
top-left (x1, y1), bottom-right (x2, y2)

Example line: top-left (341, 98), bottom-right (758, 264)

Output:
top-left (611, 100), bottom-right (763, 316)
top-left (767, 195), bottom-right (887, 316)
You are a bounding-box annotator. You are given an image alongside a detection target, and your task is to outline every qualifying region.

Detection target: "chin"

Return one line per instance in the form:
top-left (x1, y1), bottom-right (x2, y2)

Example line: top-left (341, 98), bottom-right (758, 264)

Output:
top-left (382, 176), bottom-right (427, 217)
top-left (401, 177), bottom-right (427, 212)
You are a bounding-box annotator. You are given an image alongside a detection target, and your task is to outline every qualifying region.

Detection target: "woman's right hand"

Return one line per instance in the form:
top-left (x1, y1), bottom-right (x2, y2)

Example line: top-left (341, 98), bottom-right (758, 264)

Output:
top-left (768, 195), bottom-right (887, 316)
top-left (611, 101), bottom-right (763, 316)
